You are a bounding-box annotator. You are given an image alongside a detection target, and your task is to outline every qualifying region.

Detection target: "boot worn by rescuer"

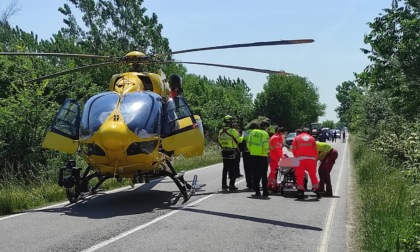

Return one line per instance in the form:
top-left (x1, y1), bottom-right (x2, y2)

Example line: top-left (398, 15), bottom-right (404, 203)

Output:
top-left (229, 185), bottom-right (238, 191)
top-left (313, 189), bottom-right (321, 199)
top-left (297, 189), bottom-right (305, 199)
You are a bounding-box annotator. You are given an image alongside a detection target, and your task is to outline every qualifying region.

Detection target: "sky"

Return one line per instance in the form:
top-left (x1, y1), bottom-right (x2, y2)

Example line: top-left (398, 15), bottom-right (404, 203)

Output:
top-left (4, 0), bottom-right (391, 122)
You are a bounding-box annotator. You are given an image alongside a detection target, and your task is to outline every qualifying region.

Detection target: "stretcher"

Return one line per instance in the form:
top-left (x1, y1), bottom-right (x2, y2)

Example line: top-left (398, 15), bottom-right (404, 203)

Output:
top-left (278, 157), bottom-right (308, 194)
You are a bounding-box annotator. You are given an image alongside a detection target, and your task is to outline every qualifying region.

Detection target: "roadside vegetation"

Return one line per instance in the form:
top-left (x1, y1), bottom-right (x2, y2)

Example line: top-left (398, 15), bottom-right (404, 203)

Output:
top-left (351, 136), bottom-right (420, 251)
top-left (336, 1), bottom-right (420, 250)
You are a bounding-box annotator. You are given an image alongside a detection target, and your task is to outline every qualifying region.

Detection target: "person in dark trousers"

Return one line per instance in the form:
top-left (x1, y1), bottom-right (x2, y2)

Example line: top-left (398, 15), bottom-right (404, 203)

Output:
top-left (241, 122), bottom-right (259, 190)
top-left (233, 123), bottom-right (244, 178)
top-left (247, 121), bottom-right (270, 197)
top-left (317, 141), bottom-right (338, 196)
top-left (218, 115), bottom-right (243, 191)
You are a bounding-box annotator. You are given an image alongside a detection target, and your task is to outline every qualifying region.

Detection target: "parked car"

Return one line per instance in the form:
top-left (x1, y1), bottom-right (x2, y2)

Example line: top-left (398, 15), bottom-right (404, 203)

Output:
top-left (285, 132), bottom-right (297, 146)
top-left (335, 129), bottom-right (341, 139)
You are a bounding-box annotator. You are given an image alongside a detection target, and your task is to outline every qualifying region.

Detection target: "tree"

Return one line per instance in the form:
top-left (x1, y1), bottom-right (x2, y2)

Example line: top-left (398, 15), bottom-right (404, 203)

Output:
top-left (181, 74), bottom-right (254, 140)
top-left (335, 81), bottom-right (363, 125)
top-left (0, 0), bottom-right (20, 25)
top-left (254, 75), bottom-right (325, 131)
top-left (357, 0), bottom-right (420, 118)
top-left (322, 120), bottom-right (335, 129)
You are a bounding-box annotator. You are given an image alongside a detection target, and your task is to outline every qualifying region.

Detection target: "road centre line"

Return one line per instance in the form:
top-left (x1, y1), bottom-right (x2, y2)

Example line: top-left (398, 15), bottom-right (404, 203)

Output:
top-left (82, 192), bottom-right (217, 252)
top-left (83, 177), bottom-right (246, 252)
top-left (0, 163), bottom-right (222, 222)
top-left (318, 141), bottom-right (348, 252)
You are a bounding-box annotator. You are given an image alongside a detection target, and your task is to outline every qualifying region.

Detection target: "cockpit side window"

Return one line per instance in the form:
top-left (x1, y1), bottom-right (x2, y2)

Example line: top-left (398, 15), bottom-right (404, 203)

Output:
top-left (163, 97), bottom-right (193, 136)
top-left (138, 75), bottom-right (153, 91)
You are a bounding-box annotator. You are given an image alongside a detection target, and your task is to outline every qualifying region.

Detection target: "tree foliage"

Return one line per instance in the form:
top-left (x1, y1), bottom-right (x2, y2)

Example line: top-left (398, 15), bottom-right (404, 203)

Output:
top-left (254, 75), bottom-right (325, 131)
top-left (357, 0), bottom-right (420, 118)
top-left (337, 2), bottom-right (420, 249)
top-left (335, 81), bottom-right (363, 127)
top-left (321, 120), bottom-right (335, 129)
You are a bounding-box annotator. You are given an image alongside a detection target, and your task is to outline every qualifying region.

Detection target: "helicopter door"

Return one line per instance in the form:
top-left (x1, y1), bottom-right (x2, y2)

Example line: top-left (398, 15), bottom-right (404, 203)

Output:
top-left (42, 99), bottom-right (80, 154)
top-left (162, 97), bottom-right (204, 157)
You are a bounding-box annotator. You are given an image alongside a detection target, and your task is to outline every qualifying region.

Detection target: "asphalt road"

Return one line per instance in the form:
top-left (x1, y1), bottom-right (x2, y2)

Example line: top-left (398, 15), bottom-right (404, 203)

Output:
top-left (0, 139), bottom-right (351, 252)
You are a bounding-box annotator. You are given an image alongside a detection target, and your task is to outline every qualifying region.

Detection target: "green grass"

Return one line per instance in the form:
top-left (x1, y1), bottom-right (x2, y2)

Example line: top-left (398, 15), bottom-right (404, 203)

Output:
top-left (0, 144), bottom-right (222, 216)
top-left (351, 137), bottom-right (420, 251)
top-left (174, 143), bottom-right (221, 171)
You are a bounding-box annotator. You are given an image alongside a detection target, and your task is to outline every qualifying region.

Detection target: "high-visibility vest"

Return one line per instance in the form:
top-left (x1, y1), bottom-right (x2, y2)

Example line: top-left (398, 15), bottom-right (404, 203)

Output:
top-left (316, 141), bottom-right (333, 160)
top-left (242, 129), bottom-right (251, 142)
top-left (292, 132), bottom-right (317, 157)
top-left (247, 129), bottom-right (269, 157)
top-left (218, 127), bottom-right (243, 149)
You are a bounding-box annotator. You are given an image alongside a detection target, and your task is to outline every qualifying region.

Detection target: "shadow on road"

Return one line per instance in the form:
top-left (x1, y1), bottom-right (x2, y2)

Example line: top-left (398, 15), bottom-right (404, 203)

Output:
top-left (174, 207), bottom-right (323, 231)
top-left (30, 180), bottom-right (187, 219)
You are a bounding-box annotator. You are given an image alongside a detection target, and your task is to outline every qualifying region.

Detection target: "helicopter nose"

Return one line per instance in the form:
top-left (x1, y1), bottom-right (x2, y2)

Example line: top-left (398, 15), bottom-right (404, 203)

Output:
top-left (97, 120), bottom-right (128, 150)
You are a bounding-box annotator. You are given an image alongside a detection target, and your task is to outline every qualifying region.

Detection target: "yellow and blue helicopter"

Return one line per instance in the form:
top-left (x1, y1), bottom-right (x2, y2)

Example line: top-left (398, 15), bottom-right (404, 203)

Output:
top-left (0, 39), bottom-right (313, 203)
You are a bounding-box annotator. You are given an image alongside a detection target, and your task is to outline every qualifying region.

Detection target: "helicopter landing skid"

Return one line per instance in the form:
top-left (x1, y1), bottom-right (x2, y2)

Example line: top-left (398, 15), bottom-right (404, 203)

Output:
top-left (58, 160), bottom-right (114, 204)
top-left (165, 160), bottom-right (200, 203)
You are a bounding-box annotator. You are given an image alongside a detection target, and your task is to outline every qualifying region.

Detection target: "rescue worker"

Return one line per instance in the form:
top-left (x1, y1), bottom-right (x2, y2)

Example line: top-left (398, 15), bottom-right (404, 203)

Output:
top-left (218, 115), bottom-right (243, 191)
top-left (317, 141), bottom-right (338, 196)
top-left (241, 122), bottom-right (259, 190)
top-left (292, 128), bottom-right (320, 199)
top-left (233, 123), bottom-right (244, 178)
top-left (267, 126), bottom-right (287, 192)
top-left (168, 74), bottom-right (183, 97)
top-left (247, 121), bottom-right (270, 197)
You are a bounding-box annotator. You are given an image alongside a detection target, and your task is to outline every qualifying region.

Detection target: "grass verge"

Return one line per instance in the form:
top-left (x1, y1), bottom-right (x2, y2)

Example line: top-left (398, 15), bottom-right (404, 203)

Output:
top-left (0, 144), bottom-right (221, 216)
top-left (351, 136), bottom-right (420, 251)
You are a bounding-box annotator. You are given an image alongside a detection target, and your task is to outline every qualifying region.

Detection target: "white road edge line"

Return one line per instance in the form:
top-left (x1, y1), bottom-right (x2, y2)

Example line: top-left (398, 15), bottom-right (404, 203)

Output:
top-left (0, 163), bottom-right (222, 222)
top-left (318, 141), bottom-right (348, 252)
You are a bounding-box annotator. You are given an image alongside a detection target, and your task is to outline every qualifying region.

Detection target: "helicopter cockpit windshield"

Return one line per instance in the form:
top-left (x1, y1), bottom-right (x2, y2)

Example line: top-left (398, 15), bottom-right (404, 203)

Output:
top-left (120, 92), bottom-right (161, 138)
top-left (80, 91), bottom-right (162, 139)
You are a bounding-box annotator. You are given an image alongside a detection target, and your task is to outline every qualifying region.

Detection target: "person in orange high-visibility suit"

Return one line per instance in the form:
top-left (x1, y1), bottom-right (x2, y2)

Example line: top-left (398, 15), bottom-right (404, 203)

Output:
top-left (267, 127), bottom-right (287, 192)
top-left (292, 128), bottom-right (320, 199)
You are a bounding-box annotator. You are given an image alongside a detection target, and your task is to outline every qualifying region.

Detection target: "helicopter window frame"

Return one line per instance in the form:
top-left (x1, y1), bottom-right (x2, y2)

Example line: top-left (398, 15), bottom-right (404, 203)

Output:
top-left (165, 97), bottom-right (193, 124)
top-left (163, 96), bottom-right (194, 137)
top-left (50, 99), bottom-right (80, 140)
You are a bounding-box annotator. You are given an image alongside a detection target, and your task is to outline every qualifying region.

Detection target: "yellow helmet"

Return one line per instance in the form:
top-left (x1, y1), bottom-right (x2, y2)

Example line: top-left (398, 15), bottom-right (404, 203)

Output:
top-left (223, 115), bottom-right (233, 122)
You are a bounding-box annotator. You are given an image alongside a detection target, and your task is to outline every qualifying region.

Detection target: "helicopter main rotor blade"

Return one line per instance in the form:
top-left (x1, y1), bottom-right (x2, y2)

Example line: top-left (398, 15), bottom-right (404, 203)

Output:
top-left (167, 61), bottom-right (290, 75)
top-left (156, 39), bottom-right (314, 57)
top-left (28, 62), bottom-right (117, 82)
top-left (0, 52), bottom-right (113, 60)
